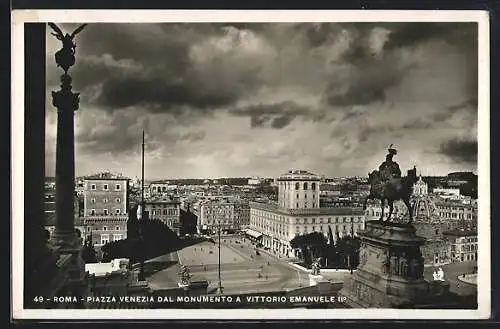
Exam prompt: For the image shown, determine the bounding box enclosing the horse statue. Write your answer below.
[363,164,418,224]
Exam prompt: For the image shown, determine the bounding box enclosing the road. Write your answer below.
[147,235,309,294]
[423,261,477,296]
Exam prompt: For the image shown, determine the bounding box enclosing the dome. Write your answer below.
[410,194,439,220]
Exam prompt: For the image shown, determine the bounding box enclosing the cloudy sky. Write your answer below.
[45,22,478,180]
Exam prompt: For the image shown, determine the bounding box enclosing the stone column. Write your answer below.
[51,73,79,247]
[46,23,88,307]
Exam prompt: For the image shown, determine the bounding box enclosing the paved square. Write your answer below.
[177,241,246,265]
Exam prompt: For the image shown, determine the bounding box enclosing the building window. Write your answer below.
[312,182,316,190]
[296,203,299,208]
[116,198,121,203]
[103,184,109,191]
[115,184,121,190]
[91,198,96,204]
[103,226,108,231]
[115,209,120,214]
[295,183,299,190]
[101,234,109,245]
[103,198,108,203]
[115,226,120,231]
[303,182,308,190]
[91,184,96,190]
[103,209,109,215]
[90,209,96,215]
[113,234,123,241]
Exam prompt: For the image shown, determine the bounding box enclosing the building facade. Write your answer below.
[443,230,478,263]
[234,200,251,229]
[197,200,237,234]
[249,170,365,258]
[277,170,320,209]
[144,196,181,235]
[150,181,177,195]
[413,175,428,196]
[83,175,129,246]
[435,199,477,222]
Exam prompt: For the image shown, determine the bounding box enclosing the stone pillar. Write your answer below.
[23,23,60,308]
[51,73,79,247]
[46,23,87,307]
[52,74,80,248]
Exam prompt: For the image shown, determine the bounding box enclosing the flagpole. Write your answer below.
[138,130,145,281]
[141,130,145,211]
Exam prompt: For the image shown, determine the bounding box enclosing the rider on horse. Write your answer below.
[378,144,401,183]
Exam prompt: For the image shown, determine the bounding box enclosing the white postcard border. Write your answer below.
[11,9,491,320]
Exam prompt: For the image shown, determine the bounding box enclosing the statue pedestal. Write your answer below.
[340,220,431,308]
[309,274,328,287]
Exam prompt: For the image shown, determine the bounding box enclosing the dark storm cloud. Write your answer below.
[230,101,323,129]
[76,24,196,65]
[56,23,265,113]
[439,138,477,164]
[383,23,451,50]
[429,98,478,123]
[446,97,478,112]
[323,22,476,108]
[293,23,345,48]
[76,111,147,154]
[384,22,478,101]
[325,63,413,107]
[96,73,241,111]
[400,118,433,130]
[179,131,206,142]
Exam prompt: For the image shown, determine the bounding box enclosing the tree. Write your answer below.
[290,234,310,265]
[290,232,328,266]
[81,241,98,264]
[334,235,361,270]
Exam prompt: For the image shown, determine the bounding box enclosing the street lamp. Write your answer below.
[217,206,223,294]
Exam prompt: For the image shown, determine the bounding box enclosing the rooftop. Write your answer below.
[277,170,321,181]
[442,229,477,237]
[146,196,180,204]
[250,201,364,216]
[84,172,129,181]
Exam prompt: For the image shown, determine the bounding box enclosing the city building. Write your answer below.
[149,181,177,195]
[433,187,461,199]
[83,173,129,246]
[197,200,238,234]
[413,175,429,196]
[443,229,478,263]
[435,199,477,221]
[248,177,262,186]
[249,170,365,258]
[234,200,251,229]
[144,196,181,235]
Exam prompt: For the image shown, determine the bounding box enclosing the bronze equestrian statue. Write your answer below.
[363,145,418,224]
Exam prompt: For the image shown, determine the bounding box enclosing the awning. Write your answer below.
[245,229,262,239]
